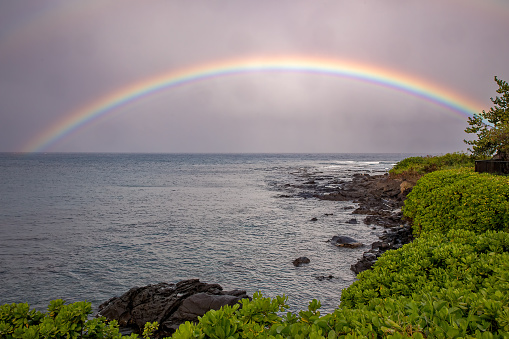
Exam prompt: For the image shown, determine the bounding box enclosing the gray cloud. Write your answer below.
[1,0,508,153]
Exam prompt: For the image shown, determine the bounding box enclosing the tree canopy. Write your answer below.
[464,76,509,159]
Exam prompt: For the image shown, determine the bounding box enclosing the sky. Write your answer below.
[0,0,508,154]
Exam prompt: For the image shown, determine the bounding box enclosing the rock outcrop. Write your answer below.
[276,168,417,275]
[350,224,413,274]
[97,279,249,337]
[330,236,363,249]
[293,257,311,266]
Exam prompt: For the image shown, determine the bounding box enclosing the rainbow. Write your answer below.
[22,56,485,153]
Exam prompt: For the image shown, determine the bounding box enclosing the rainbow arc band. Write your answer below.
[22,57,485,153]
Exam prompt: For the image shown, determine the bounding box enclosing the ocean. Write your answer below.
[0,153,416,314]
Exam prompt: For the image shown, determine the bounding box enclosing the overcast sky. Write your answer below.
[1,0,508,153]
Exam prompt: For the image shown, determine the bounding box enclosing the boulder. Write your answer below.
[97,279,249,337]
[315,275,335,281]
[293,257,310,266]
[371,241,391,251]
[330,236,363,248]
[351,225,414,274]
[351,252,378,274]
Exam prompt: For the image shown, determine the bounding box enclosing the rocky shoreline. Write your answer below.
[98,169,419,336]
[278,169,417,274]
[98,279,249,337]
[319,172,416,273]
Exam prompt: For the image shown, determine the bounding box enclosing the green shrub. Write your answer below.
[171,292,290,339]
[403,169,509,237]
[389,153,474,177]
[340,229,509,308]
[0,299,140,339]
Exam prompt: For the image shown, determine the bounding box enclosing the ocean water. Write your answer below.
[0,153,415,314]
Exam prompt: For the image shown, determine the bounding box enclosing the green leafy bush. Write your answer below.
[403,169,509,237]
[340,229,509,308]
[389,153,474,177]
[0,299,141,339]
[172,292,290,339]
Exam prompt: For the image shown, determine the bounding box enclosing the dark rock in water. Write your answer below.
[324,213,334,216]
[331,235,357,244]
[371,241,391,251]
[347,218,358,224]
[316,275,335,281]
[380,224,413,246]
[340,242,363,249]
[310,217,318,222]
[351,225,414,274]
[97,279,249,337]
[364,211,403,228]
[351,252,378,274]
[293,257,310,266]
[330,236,363,248]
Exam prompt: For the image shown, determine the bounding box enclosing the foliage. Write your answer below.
[340,229,509,308]
[465,76,509,159]
[403,169,509,237]
[388,153,474,178]
[0,299,142,339]
[171,292,290,339]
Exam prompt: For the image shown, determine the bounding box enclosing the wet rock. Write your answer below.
[331,236,363,248]
[310,217,318,222]
[380,225,413,247]
[351,252,378,274]
[97,279,249,337]
[351,225,414,274]
[371,241,391,251]
[167,293,244,331]
[347,218,358,224]
[315,275,335,281]
[293,257,310,266]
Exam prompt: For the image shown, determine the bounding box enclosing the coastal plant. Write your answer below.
[388,153,474,178]
[171,292,289,339]
[338,229,509,337]
[403,169,509,237]
[0,299,139,338]
[340,229,509,308]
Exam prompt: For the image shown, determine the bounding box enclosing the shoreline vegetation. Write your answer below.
[2,153,509,338]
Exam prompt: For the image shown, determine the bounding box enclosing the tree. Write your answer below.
[464,76,509,159]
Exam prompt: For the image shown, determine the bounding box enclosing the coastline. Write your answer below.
[278,168,418,274]
[6,155,508,338]
[98,165,419,336]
